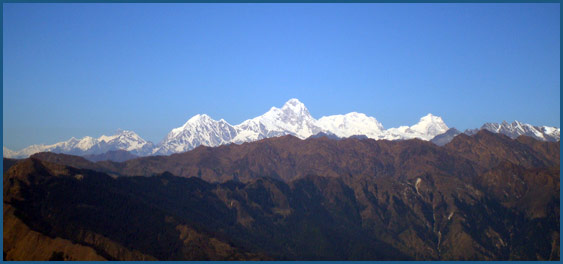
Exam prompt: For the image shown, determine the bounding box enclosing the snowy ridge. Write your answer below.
[3,147,17,158]
[152,114,237,155]
[232,99,322,143]
[383,114,449,141]
[474,121,560,142]
[153,99,450,155]
[5,99,559,158]
[429,120,561,146]
[317,112,384,139]
[4,130,154,158]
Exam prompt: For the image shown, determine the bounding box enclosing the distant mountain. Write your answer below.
[83,150,139,162]
[3,147,17,159]
[429,121,561,146]
[383,114,449,140]
[472,121,560,141]
[152,114,238,155]
[4,130,154,158]
[430,128,461,146]
[153,99,450,155]
[7,131,560,260]
[153,99,323,155]
[317,112,385,139]
[233,98,324,142]
[5,99,559,157]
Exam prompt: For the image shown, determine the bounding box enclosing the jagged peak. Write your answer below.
[173,114,219,130]
[188,114,212,123]
[413,113,447,128]
[344,112,367,117]
[281,98,309,114]
[115,129,137,135]
[283,98,304,108]
[406,113,448,139]
[419,113,444,122]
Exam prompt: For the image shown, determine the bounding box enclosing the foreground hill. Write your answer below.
[4,131,559,260]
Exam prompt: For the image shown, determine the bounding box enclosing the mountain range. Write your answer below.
[3,130,154,158]
[3,130,559,260]
[3,99,560,158]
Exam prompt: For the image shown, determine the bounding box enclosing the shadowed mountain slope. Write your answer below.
[82,150,139,162]
[33,131,557,184]
[5,131,559,260]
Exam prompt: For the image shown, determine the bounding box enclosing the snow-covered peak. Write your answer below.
[116,129,143,138]
[98,129,143,142]
[98,129,130,141]
[281,98,308,114]
[188,114,212,123]
[76,136,98,150]
[9,98,559,158]
[232,98,320,142]
[410,113,449,137]
[6,129,154,158]
[542,126,560,135]
[168,114,220,138]
[98,134,117,143]
[317,112,384,138]
[99,130,153,154]
[420,113,442,122]
[266,98,313,120]
[154,113,238,155]
[383,113,448,141]
[283,98,304,107]
[480,120,560,142]
[3,147,17,158]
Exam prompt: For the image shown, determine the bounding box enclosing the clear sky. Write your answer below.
[3,3,560,150]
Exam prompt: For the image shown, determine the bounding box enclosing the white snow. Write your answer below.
[3,147,17,158]
[383,114,448,141]
[9,98,560,157]
[7,129,153,158]
[153,99,451,155]
[317,112,384,139]
[482,121,560,141]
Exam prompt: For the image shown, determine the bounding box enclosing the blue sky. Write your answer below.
[3,3,560,150]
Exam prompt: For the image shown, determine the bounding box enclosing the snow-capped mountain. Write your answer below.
[6,98,559,158]
[152,114,238,155]
[4,130,154,158]
[3,147,17,159]
[465,121,560,142]
[153,99,323,155]
[429,120,561,146]
[153,99,450,155]
[96,130,155,156]
[383,114,449,141]
[232,99,323,143]
[317,112,384,139]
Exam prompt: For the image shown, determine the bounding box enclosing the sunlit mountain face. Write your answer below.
[4,99,558,160]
